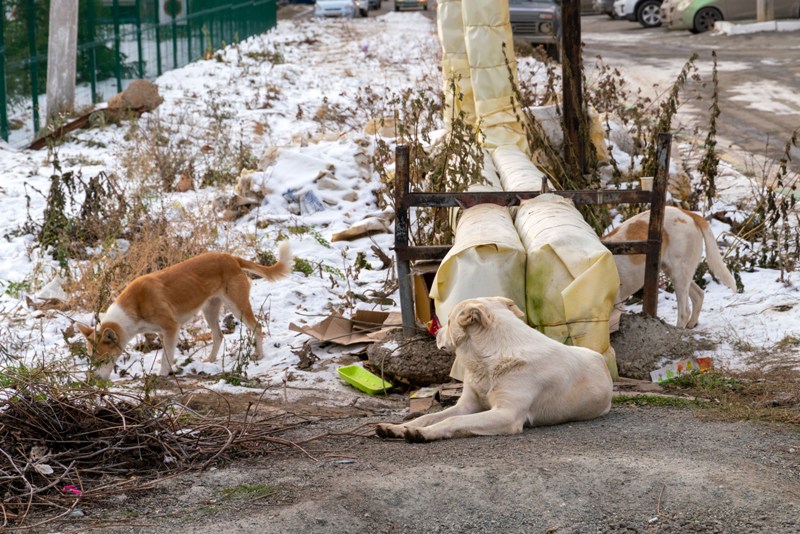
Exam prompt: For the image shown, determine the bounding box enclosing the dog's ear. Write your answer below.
[498,298,525,319]
[76,322,95,338]
[101,328,119,345]
[456,302,493,329]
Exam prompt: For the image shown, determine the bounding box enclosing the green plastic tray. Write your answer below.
[338,365,392,395]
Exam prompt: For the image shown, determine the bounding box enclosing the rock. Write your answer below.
[367,329,455,386]
[316,175,343,190]
[175,174,194,192]
[354,151,371,169]
[107,79,163,112]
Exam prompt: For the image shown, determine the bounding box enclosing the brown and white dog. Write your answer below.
[77,242,292,379]
[604,207,737,328]
[375,297,612,442]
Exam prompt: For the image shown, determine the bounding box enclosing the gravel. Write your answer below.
[35,401,800,534]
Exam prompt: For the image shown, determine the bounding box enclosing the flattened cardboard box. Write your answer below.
[289,310,402,346]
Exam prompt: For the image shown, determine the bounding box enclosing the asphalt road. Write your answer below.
[285,4,799,169]
[581,14,800,170]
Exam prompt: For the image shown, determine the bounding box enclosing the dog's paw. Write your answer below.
[375,423,403,439]
[403,428,431,443]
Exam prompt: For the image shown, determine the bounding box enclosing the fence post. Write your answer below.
[394,145,417,338]
[0,0,8,141]
[25,0,40,133]
[171,1,178,69]
[642,132,671,318]
[561,0,586,176]
[154,0,162,76]
[112,0,122,93]
[46,0,78,122]
[87,0,98,102]
[186,2,192,64]
[135,0,144,78]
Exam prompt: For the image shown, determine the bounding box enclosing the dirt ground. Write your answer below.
[29,381,800,533]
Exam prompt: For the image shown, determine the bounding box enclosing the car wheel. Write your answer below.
[636,0,662,27]
[691,7,722,33]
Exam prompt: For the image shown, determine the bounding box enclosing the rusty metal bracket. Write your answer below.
[393,134,671,336]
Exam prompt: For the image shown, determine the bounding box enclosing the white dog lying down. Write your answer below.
[604,207,737,329]
[375,297,613,442]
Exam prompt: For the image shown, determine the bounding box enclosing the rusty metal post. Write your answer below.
[394,145,416,338]
[642,133,671,318]
[561,0,585,174]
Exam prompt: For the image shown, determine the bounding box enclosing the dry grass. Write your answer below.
[661,367,800,426]
[0,370,373,530]
[63,205,221,317]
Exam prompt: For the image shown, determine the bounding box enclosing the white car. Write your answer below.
[613,0,663,26]
[314,0,368,17]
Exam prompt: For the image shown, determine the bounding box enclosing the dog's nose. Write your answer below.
[435,328,451,352]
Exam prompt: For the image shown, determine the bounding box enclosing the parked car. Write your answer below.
[613,0,664,26]
[663,0,800,32]
[368,0,382,9]
[315,0,368,17]
[509,0,562,61]
[594,0,617,17]
[395,0,428,10]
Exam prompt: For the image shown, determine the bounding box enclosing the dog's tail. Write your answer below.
[237,241,293,281]
[697,218,737,292]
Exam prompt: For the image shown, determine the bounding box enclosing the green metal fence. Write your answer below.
[0,0,277,145]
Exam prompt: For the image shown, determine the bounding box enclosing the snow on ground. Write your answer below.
[0,11,798,399]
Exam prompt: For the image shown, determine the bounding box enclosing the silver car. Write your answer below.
[509,0,562,61]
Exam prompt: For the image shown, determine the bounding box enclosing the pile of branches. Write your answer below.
[0,378,323,529]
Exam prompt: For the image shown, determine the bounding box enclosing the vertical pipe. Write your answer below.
[395,145,416,338]
[112,0,122,92]
[0,0,8,141]
[135,0,144,78]
[642,132,671,318]
[87,0,98,102]
[561,0,585,175]
[26,0,40,133]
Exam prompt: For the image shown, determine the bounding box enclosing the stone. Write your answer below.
[107,79,163,112]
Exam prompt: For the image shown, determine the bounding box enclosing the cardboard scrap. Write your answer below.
[437,382,463,404]
[331,216,390,242]
[408,386,439,413]
[650,357,713,383]
[289,310,402,346]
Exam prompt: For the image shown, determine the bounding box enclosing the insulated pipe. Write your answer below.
[437,0,477,128]
[460,0,527,152]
